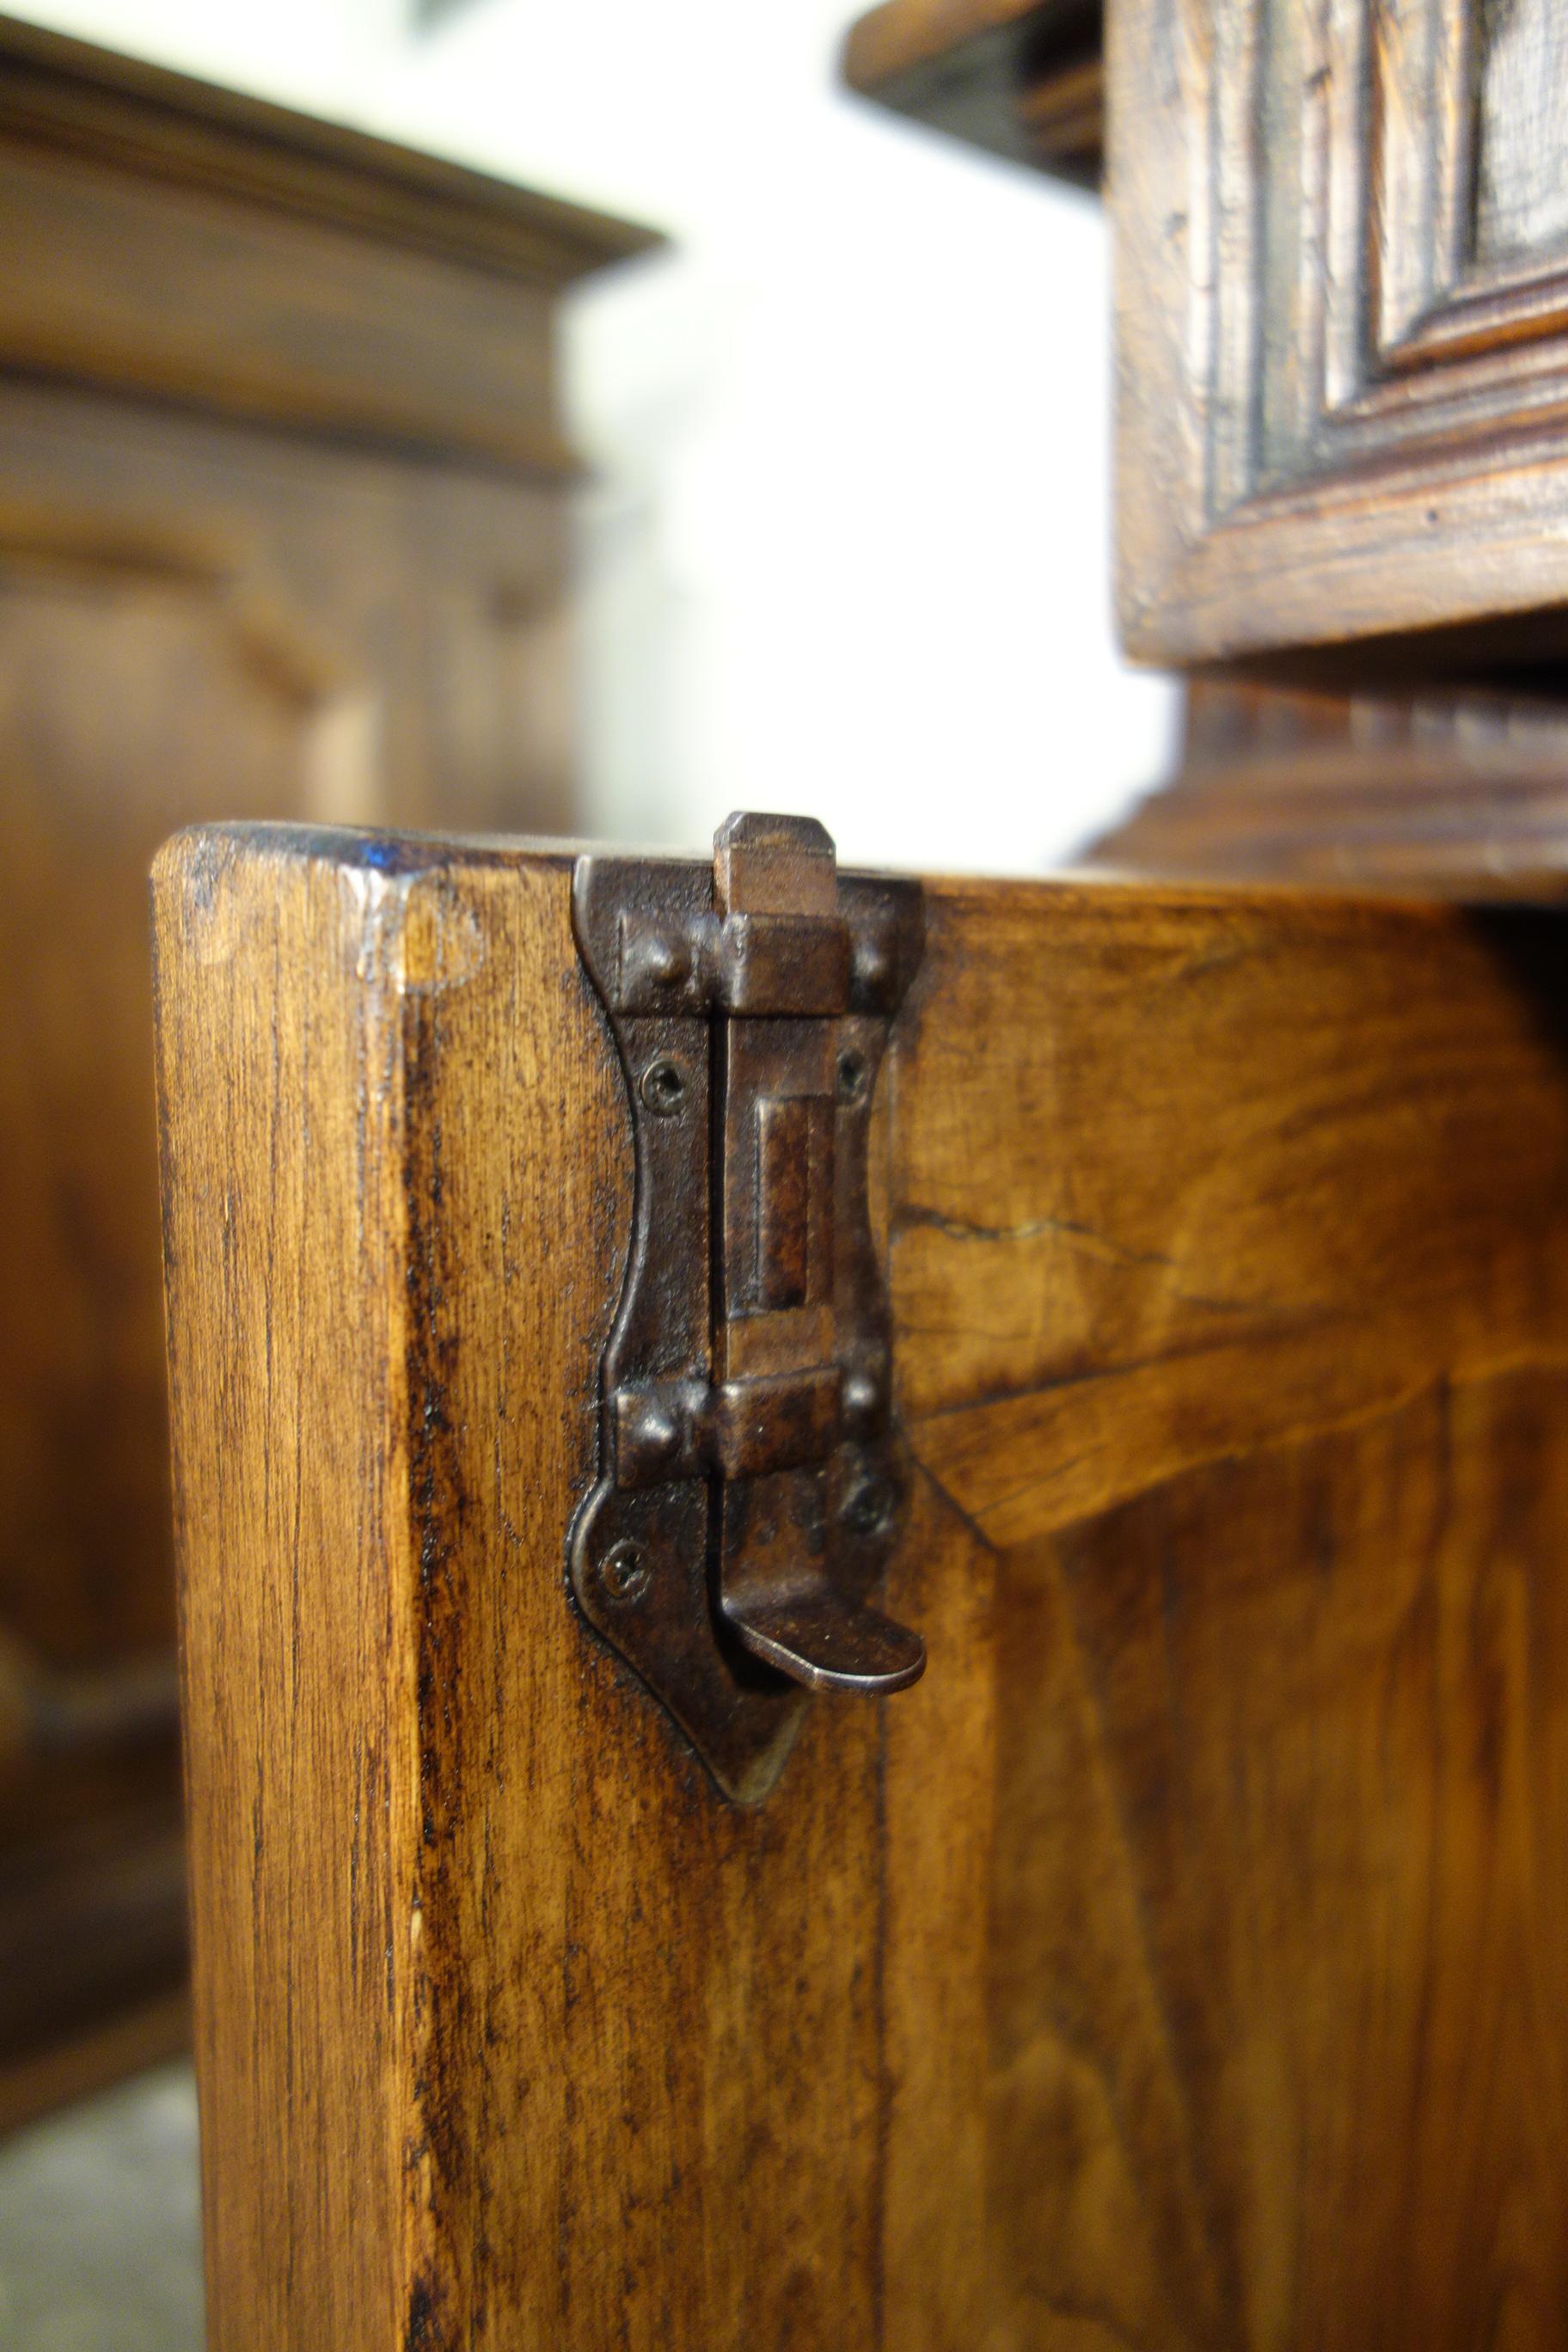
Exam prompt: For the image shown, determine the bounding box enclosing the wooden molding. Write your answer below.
[842,0,1103,186]
[1112,0,1568,663]
[0,11,660,475]
[1091,678,1568,884]
[0,11,656,285]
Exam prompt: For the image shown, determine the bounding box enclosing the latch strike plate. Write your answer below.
[569,812,925,1803]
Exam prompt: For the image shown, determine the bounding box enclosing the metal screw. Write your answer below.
[841,1478,894,1539]
[600,1540,651,1602]
[640,1057,688,1117]
[836,1048,867,1106]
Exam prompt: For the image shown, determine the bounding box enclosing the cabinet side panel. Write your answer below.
[978,1369,1568,2345]
[154,831,420,2351]
[885,873,1568,2345]
[159,830,904,2348]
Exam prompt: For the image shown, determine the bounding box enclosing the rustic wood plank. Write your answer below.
[884,870,1568,2342]
[157,827,1568,2345]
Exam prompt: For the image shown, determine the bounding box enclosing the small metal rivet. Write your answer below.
[629,1402,682,1473]
[841,1478,894,1539]
[600,1540,651,1602]
[841,1368,881,1431]
[641,1405,680,1453]
[640,928,690,988]
[836,1049,867,1105]
[640,1057,688,1116]
[854,936,892,995]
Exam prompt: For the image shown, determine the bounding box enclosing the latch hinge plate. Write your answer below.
[569,813,925,1803]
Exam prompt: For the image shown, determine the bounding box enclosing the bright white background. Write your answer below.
[12,0,1179,872]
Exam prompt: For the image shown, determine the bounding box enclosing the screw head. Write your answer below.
[640,1057,688,1117]
[841,1478,894,1540]
[836,1048,867,1106]
[599,1540,651,1603]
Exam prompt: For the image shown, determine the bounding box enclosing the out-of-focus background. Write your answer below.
[11,0,1174,872]
[0,1,1173,2343]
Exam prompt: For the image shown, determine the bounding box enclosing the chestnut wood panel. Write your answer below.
[155,830,887,2349]
[1112,0,1568,663]
[157,824,1568,2348]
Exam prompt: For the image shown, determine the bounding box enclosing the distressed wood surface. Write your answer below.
[157,825,1568,2347]
[1112,0,1568,663]
[842,0,1103,184]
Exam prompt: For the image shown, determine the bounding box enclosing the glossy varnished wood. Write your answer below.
[157,827,1568,2346]
[889,873,1568,2342]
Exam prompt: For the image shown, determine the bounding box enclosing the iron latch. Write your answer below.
[570,813,925,1802]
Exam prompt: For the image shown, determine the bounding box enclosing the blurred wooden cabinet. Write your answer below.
[0,13,652,2128]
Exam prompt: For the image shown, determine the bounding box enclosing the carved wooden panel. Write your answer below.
[1112,0,1568,659]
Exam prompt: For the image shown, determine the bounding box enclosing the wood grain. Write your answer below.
[156,830,891,2347]
[158,827,1568,2345]
[0,13,656,475]
[1091,679,1568,886]
[984,1368,1568,2347]
[0,12,652,2122]
[1112,0,1568,662]
[891,872,1568,2343]
[842,0,1103,183]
